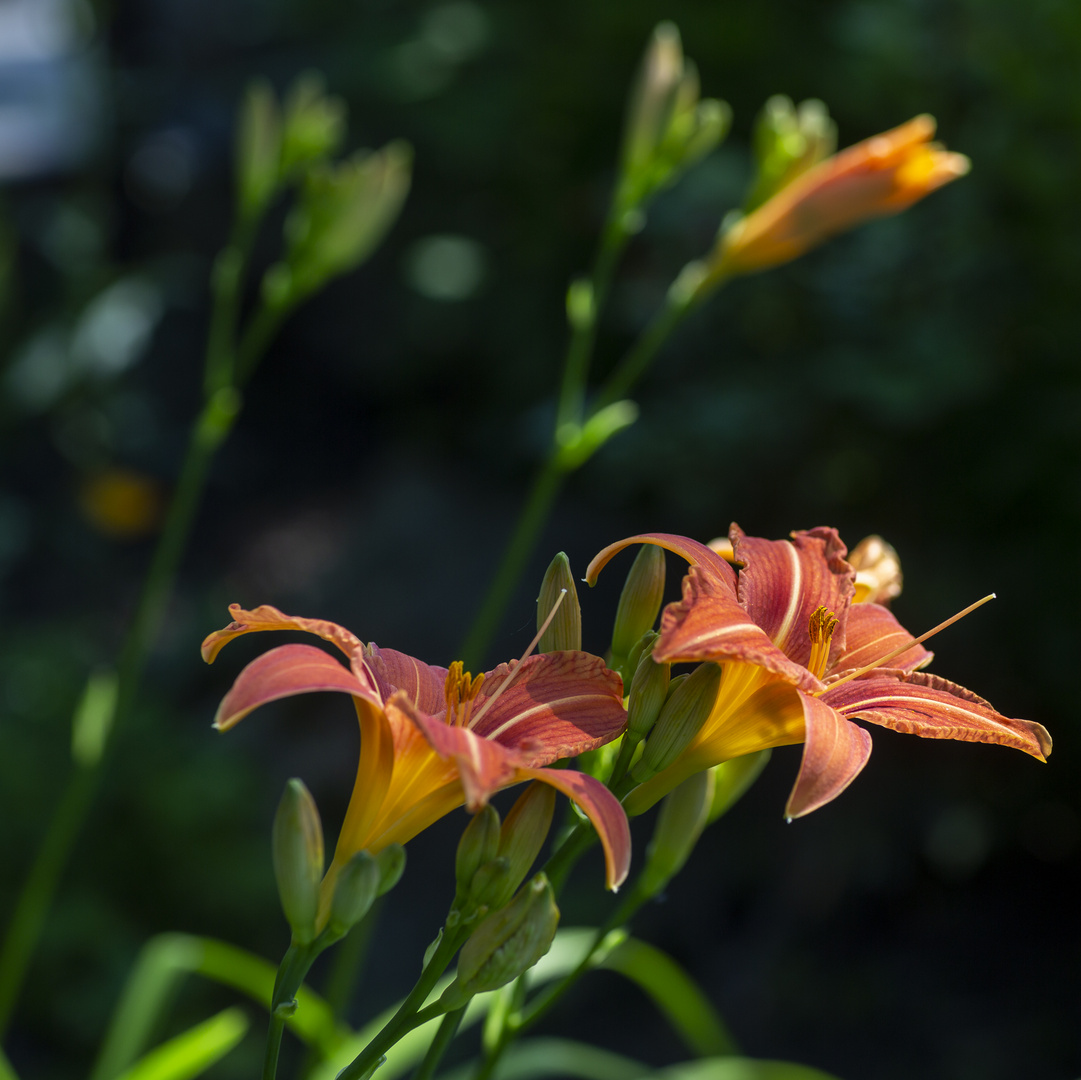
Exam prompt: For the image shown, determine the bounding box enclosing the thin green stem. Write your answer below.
[237,302,290,387]
[414,1006,467,1080]
[337,927,468,1080]
[592,296,691,414]
[263,942,320,1080]
[458,457,566,670]
[0,766,96,1035]
[556,214,630,433]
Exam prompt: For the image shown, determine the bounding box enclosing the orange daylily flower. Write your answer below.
[714,115,970,275]
[202,605,631,905]
[588,527,1050,819]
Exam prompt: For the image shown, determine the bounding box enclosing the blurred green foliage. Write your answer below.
[1,1,1079,1078]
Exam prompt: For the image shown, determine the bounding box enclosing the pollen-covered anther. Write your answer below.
[445,661,485,726]
[806,605,839,680]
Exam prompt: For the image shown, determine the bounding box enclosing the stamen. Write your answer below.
[806,605,839,680]
[468,589,568,728]
[823,593,995,693]
[443,661,485,726]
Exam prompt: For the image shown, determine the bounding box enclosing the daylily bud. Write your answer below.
[537,552,582,653]
[707,114,969,281]
[492,783,557,909]
[849,534,903,605]
[611,545,666,673]
[272,779,324,945]
[279,140,412,303]
[235,80,283,220]
[744,96,837,213]
[375,844,407,895]
[327,851,380,937]
[618,23,731,214]
[707,748,771,824]
[279,73,346,178]
[626,641,670,744]
[455,805,502,899]
[638,770,714,897]
[440,875,560,1008]
[632,663,721,784]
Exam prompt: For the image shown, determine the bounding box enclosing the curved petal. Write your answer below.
[469,652,626,763]
[822,672,1052,761]
[363,644,449,713]
[784,692,872,818]
[211,643,376,730]
[392,693,520,809]
[521,766,631,891]
[585,533,737,594]
[832,602,932,675]
[655,566,822,691]
[335,696,398,859]
[202,603,363,663]
[732,525,855,669]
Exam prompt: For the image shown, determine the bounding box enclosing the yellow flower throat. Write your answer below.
[445,661,485,726]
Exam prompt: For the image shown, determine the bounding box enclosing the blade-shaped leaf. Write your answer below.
[658,1058,845,1080]
[598,938,736,1056]
[439,1038,652,1080]
[112,1008,248,1080]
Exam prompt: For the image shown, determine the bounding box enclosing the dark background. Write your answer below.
[1,0,1078,1077]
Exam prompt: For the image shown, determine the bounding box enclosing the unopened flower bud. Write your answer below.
[848,535,903,605]
[327,851,380,937]
[638,770,714,897]
[236,80,283,220]
[707,748,771,824]
[279,73,346,178]
[440,875,560,1008]
[272,779,324,945]
[626,640,670,744]
[632,663,721,783]
[490,783,557,909]
[537,553,581,653]
[375,844,407,895]
[611,545,666,673]
[455,805,501,899]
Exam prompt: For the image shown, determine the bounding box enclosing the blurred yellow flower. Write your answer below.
[79,469,162,539]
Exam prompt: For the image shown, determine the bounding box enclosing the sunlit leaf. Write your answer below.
[112,1008,248,1080]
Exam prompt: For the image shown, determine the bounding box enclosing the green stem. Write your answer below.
[556,214,630,433]
[236,302,289,387]
[592,296,691,414]
[337,927,468,1080]
[0,765,97,1035]
[413,1006,466,1080]
[263,942,321,1080]
[458,457,566,670]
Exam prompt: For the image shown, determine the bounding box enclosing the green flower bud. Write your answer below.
[708,748,771,824]
[638,770,714,897]
[441,875,560,1008]
[537,552,581,653]
[744,95,837,213]
[281,140,412,303]
[611,546,666,672]
[272,779,324,945]
[327,851,380,937]
[375,844,407,895]
[456,806,502,899]
[490,783,556,909]
[235,80,283,220]
[632,663,721,784]
[626,641,671,744]
[280,73,346,178]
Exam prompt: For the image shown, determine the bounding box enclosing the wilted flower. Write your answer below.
[202,605,631,907]
[588,527,1050,818]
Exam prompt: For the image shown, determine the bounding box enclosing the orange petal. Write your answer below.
[834,602,932,675]
[521,766,631,891]
[362,644,449,713]
[212,643,377,730]
[470,652,626,763]
[822,672,1051,761]
[586,532,738,594]
[785,692,873,818]
[202,603,363,663]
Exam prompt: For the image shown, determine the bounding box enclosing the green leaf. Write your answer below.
[657,1059,845,1080]
[441,1038,652,1080]
[92,935,346,1080]
[598,938,736,1057]
[0,1044,20,1080]
[113,1008,248,1080]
